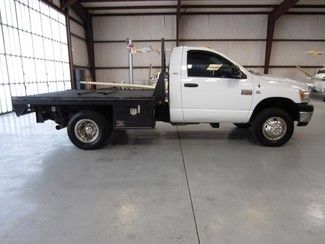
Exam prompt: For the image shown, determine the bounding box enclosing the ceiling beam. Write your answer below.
[264,0,300,74]
[70,2,90,23]
[269,0,301,23]
[80,0,170,1]
[39,0,64,13]
[86,5,176,10]
[61,0,80,9]
[176,0,182,46]
[90,11,325,17]
[91,12,269,16]
[83,4,325,10]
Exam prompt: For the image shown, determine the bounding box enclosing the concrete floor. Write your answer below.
[1,97,325,244]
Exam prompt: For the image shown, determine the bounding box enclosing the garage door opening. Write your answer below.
[0,0,71,114]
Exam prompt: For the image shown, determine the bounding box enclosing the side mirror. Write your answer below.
[231,65,242,78]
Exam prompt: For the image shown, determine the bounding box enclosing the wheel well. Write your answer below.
[70,105,113,120]
[250,97,299,122]
[55,105,113,126]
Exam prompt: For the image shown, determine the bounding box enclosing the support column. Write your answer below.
[85,16,96,81]
[176,0,182,47]
[263,0,300,74]
[264,20,275,74]
[65,9,76,89]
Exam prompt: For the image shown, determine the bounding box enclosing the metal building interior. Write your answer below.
[0,0,325,243]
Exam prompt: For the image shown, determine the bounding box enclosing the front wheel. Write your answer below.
[251,108,294,147]
[67,110,112,150]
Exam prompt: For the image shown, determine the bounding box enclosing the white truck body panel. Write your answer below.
[169,46,308,123]
[180,47,254,123]
[169,47,185,122]
[252,75,304,105]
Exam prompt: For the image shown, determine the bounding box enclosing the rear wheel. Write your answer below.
[67,110,112,150]
[251,108,294,147]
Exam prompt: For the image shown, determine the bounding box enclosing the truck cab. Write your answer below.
[169,46,254,123]
[167,46,313,146]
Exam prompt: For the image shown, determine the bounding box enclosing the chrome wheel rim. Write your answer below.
[262,117,287,141]
[74,119,99,143]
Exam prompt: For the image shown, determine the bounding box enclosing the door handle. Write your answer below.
[184,83,198,88]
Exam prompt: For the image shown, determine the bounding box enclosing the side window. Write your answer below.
[187,50,236,78]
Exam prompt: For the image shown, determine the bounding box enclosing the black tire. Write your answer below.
[251,108,294,147]
[234,123,251,129]
[67,110,112,150]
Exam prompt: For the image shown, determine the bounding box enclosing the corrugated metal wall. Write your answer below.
[92,14,325,84]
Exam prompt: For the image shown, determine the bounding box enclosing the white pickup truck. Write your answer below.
[12,39,313,149]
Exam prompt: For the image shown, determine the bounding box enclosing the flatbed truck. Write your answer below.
[12,39,314,149]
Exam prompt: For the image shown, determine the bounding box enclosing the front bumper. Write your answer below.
[297,103,314,126]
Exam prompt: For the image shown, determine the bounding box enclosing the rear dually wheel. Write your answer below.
[67,110,112,150]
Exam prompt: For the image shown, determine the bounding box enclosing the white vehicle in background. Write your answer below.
[297,50,325,101]
[297,66,325,101]
[12,39,314,149]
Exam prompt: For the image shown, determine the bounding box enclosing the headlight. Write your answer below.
[306,82,315,91]
[299,89,310,103]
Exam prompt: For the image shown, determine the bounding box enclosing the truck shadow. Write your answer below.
[106,127,257,146]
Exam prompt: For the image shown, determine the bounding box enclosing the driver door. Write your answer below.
[181,49,253,123]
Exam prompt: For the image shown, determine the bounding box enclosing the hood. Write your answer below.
[258,75,309,90]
